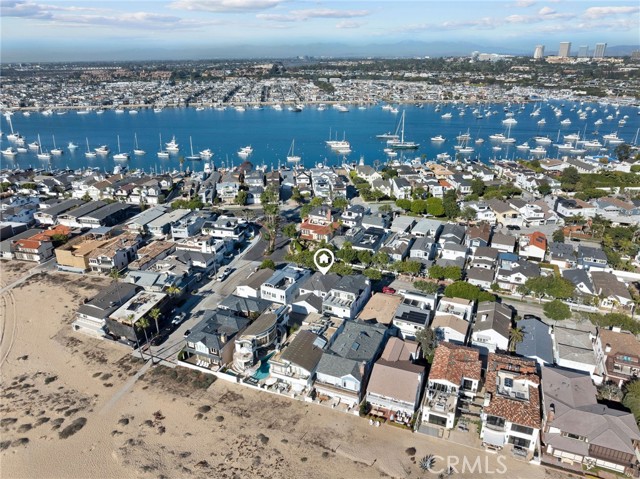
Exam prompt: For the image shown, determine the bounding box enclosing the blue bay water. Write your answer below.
[2,100,638,172]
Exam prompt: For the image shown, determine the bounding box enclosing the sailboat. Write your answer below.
[85,137,96,159]
[157,133,169,159]
[503,124,516,144]
[286,139,301,163]
[388,111,419,149]
[51,134,63,155]
[186,136,201,161]
[113,135,130,161]
[133,133,145,156]
[37,134,51,160]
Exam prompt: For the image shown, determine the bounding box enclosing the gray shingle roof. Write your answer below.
[280,330,324,372]
[516,318,553,364]
[329,320,386,362]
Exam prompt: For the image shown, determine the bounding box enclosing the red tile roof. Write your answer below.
[528,231,547,250]
[429,342,482,385]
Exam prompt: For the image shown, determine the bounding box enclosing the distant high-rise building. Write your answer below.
[594,43,607,58]
[558,42,571,58]
[578,45,589,58]
[533,45,545,60]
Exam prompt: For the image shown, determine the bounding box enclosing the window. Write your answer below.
[508,436,530,448]
[486,416,505,428]
[562,432,586,442]
[504,377,514,388]
[511,424,533,435]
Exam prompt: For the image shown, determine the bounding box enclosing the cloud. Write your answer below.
[257,8,369,23]
[514,0,536,7]
[336,20,364,29]
[169,0,284,13]
[538,6,555,15]
[583,6,640,19]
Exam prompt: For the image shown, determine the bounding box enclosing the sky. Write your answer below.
[1,0,639,61]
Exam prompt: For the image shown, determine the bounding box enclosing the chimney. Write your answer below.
[605,344,611,353]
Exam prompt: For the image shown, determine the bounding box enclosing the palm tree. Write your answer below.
[109,268,122,282]
[148,308,161,336]
[166,285,181,297]
[509,326,525,352]
[136,316,151,353]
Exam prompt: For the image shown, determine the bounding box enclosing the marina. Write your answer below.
[1,99,638,172]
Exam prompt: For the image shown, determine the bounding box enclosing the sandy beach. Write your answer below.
[0,263,572,479]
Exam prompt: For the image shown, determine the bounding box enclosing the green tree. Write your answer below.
[442,190,460,219]
[471,178,486,197]
[460,206,476,223]
[378,204,393,214]
[537,181,552,197]
[372,251,389,267]
[291,187,304,204]
[623,380,640,423]
[560,166,580,191]
[444,281,496,302]
[363,268,382,281]
[428,265,445,280]
[414,280,439,294]
[109,268,122,282]
[357,250,373,266]
[552,228,565,243]
[509,327,524,352]
[370,189,386,202]
[260,259,276,270]
[415,327,437,363]
[332,197,348,211]
[282,223,298,239]
[330,262,353,276]
[615,143,631,163]
[136,316,151,357]
[443,266,462,281]
[336,242,358,264]
[396,198,412,211]
[543,299,571,321]
[411,199,428,215]
[310,196,324,207]
[261,184,280,254]
[235,190,248,206]
[426,197,445,217]
[148,308,161,336]
[300,203,312,218]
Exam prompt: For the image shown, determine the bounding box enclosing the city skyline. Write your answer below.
[1,0,639,61]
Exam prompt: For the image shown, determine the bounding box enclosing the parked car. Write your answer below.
[183,329,191,338]
[506,225,521,231]
[171,312,186,326]
[217,268,231,281]
[523,314,540,321]
[382,286,396,294]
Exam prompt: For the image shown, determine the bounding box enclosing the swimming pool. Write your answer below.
[252,352,274,380]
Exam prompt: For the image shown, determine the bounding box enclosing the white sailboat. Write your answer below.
[85,137,96,159]
[113,135,130,161]
[503,124,516,144]
[37,134,51,160]
[133,133,145,156]
[157,134,169,159]
[388,111,419,149]
[186,136,201,161]
[51,134,63,155]
[286,139,301,163]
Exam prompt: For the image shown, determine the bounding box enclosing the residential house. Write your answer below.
[347,227,388,253]
[300,205,340,242]
[435,297,473,322]
[515,318,554,367]
[430,313,470,345]
[105,290,169,344]
[380,233,414,262]
[409,236,436,262]
[147,209,192,238]
[491,233,517,253]
[471,246,500,269]
[562,269,596,297]
[438,223,465,246]
[552,326,598,379]
[541,366,640,475]
[471,302,512,355]
[340,204,367,228]
[411,218,443,238]
[393,291,437,340]
[12,225,70,263]
[466,223,492,254]
[202,216,246,242]
[466,267,496,290]
[171,212,206,240]
[354,165,382,184]
[391,177,412,200]
[77,202,131,229]
[314,320,388,407]
[594,327,640,387]
[463,202,497,224]
[299,272,341,299]
[440,242,468,262]
[555,198,597,219]
[390,215,416,234]
[269,330,325,393]
[87,233,140,274]
[480,354,541,455]
[261,265,311,305]
[548,242,576,269]
[422,343,482,429]
[519,232,547,262]
[486,199,522,227]
[496,258,540,293]
[358,293,403,326]
[322,275,371,320]
[577,246,609,271]
[590,271,633,310]
[366,338,425,423]
[124,206,169,235]
[236,268,274,299]
[33,199,84,225]
[218,172,241,202]
[73,282,140,338]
